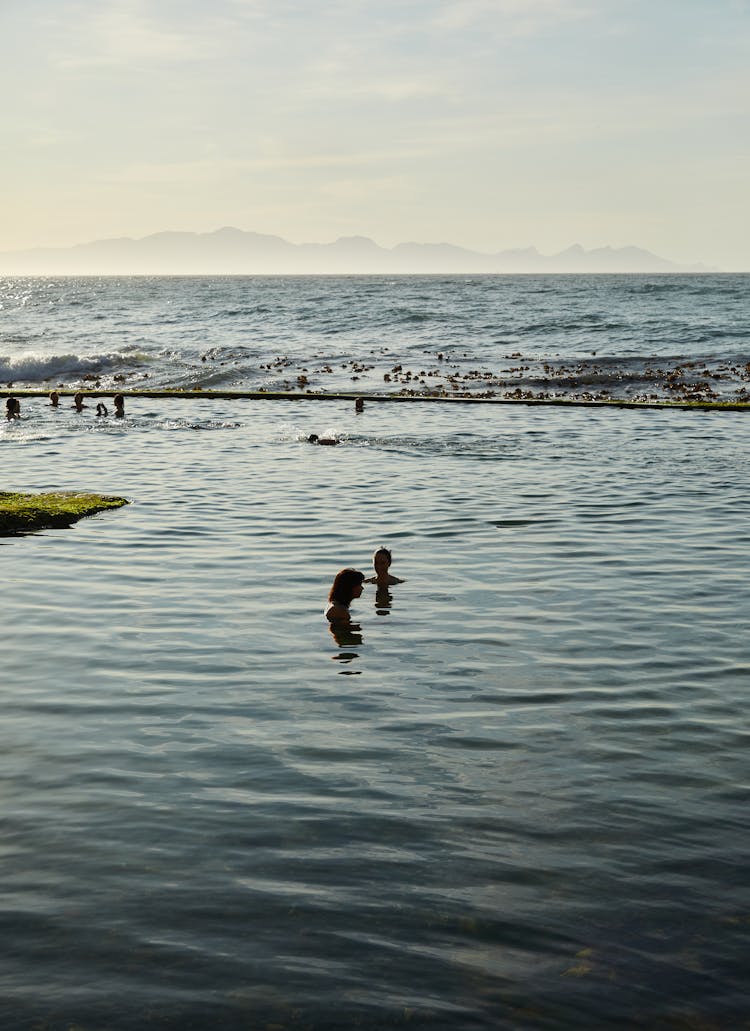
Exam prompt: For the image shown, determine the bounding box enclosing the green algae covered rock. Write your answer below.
[0,491,129,535]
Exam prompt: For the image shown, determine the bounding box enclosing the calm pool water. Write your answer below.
[2,397,749,1029]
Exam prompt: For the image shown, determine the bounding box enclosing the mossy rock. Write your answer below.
[0,491,129,535]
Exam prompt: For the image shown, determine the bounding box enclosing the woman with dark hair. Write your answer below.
[326,568,366,623]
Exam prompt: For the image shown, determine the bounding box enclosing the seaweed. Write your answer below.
[0,491,129,535]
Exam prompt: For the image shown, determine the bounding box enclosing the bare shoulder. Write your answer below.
[325,602,350,623]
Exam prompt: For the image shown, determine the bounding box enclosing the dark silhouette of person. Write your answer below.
[364,547,404,586]
[326,568,366,624]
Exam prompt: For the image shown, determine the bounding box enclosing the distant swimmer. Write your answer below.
[96,402,108,417]
[308,433,339,446]
[326,568,366,624]
[355,397,364,412]
[364,547,404,586]
[48,391,60,407]
[5,397,20,420]
[113,394,125,418]
[72,392,87,411]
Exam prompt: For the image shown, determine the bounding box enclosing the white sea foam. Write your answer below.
[0,350,134,383]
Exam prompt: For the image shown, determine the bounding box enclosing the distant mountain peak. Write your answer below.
[331,235,381,249]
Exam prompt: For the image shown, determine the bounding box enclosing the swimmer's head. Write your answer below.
[49,391,59,406]
[373,547,392,575]
[355,397,364,412]
[329,568,366,606]
[308,433,319,443]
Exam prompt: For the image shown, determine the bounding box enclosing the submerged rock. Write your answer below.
[0,491,129,535]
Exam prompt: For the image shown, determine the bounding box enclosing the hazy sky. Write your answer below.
[2,0,748,268]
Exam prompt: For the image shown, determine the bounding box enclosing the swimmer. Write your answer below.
[96,402,108,417]
[308,433,339,446]
[48,391,60,407]
[364,547,404,586]
[326,568,366,624]
[5,397,20,420]
[355,397,364,412]
[72,392,87,411]
[113,394,125,418]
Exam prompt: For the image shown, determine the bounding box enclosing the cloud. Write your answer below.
[105,144,440,185]
[303,63,447,102]
[433,0,592,33]
[54,1,207,69]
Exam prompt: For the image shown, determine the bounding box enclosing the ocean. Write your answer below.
[1,275,749,1029]
[1,273,749,401]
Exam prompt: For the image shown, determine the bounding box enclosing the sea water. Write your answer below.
[1,273,749,399]
[1,277,749,1029]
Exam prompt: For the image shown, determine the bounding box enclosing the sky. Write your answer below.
[1,0,748,269]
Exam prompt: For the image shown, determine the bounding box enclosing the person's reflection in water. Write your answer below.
[374,584,393,616]
[329,620,363,649]
[329,620,364,673]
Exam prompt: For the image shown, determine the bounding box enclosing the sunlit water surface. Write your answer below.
[2,398,749,1029]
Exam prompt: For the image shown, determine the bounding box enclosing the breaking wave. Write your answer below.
[0,349,146,384]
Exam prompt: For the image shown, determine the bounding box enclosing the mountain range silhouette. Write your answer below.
[0,227,712,274]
